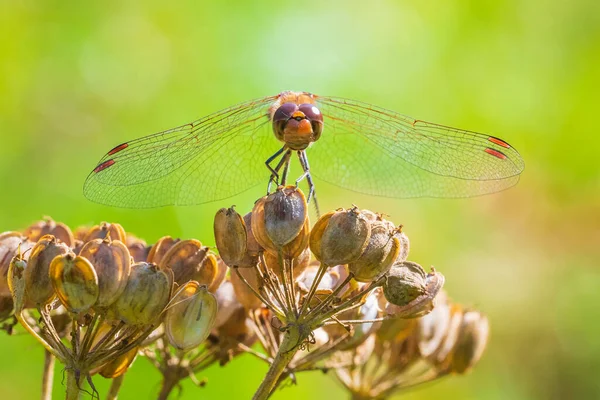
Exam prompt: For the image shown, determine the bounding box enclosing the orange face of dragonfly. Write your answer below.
[269,91,324,150]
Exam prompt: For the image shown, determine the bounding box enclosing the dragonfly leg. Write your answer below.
[297,151,320,217]
[265,146,287,194]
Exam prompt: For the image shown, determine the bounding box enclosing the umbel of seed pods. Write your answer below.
[1,219,219,397]
[214,185,445,399]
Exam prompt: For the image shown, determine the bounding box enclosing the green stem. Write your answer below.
[65,369,81,400]
[252,331,299,400]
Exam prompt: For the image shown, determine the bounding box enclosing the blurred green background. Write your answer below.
[1,0,599,399]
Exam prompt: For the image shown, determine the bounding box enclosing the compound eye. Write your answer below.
[273,102,298,122]
[298,103,323,123]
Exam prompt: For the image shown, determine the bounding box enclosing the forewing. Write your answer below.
[308,96,524,198]
[83,96,279,208]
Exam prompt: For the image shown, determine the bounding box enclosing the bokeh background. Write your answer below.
[1,1,599,399]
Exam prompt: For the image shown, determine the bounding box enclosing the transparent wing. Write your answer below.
[308,96,524,198]
[83,96,280,208]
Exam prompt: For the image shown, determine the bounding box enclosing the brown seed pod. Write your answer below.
[208,258,228,293]
[0,232,34,297]
[7,253,27,312]
[165,281,217,351]
[83,222,127,243]
[310,207,372,266]
[24,235,70,305]
[113,262,172,326]
[23,218,74,247]
[243,212,262,258]
[230,267,263,310]
[214,207,247,266]
[384,262,445,318]
[349,218,400,282]
[417,291,451,357]
[147,236,180,265]
[98,346,139,378]
[49,252,99,314]
[126,234,149,263]
[79,238,131,308]
[448,309,489,374]
[252,186,309,258]
[158,239,215,286]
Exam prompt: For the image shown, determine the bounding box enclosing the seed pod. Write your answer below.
[7,253,27,312]
[208,258,228,293]
[230,266,262,310]
[349,218,400,282]
[159,239,215,286]
[310,207,371,266]
[252,186,309,258]
[243,212,262,258]
[49,253,99,314]
[147,236,180,265]
[417,291,451,357]
[214,207,247,266]
[79,238,131,308]
[217,305,249,340]
[394,230,410,263]
[24,235,70,305]
[165,281,217,351]
[214,280,238,329]
[114,262,172,326]
[99,346,139,378]
[449,310,489,373]
[264,246,311,281]
[23,218,74,247]
[126,234,149,263]
[0,232,34,297]
[384,262,445,318]
[83,222,127,243]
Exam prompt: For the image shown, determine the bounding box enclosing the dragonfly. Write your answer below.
[83,91,524,211]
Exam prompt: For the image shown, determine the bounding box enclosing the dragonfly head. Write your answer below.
[272,102,323,150]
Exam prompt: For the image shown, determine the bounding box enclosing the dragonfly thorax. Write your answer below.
[272,102,323,150]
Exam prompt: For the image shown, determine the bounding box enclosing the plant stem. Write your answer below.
[41,350,55,400]
[252,331,298,400]
[65,369,80,400]
[106,375,124,400]
[157,372,180,400]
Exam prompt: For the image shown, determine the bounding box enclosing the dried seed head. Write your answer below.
[114,262,172,326]
[0,232,34,297]
[147,236,180,265]
[310,207,371,266]
[348,217,400,282]
[79,238,131,308]
[49,252,99,314]
[449,310,489,374]
[214,207,247,266]
[24,235,70,305]
[214,280,238,329]
[383,261,427,306]
[263,246,311,281]
[243,212,262,258]
[208,258,228,293]
[394,230,410,263]
[417,291,451,357]
[23,218,74,247]
[230,266,262,310]
[98,346,138,378]
[83,222,127,243]
[384,261,445,318]
[165,281,217,351]
[125,234,149,263]
[252,186,309,258]
[217,304,250,340]
[159,239,217,286]
[7,253,28,312]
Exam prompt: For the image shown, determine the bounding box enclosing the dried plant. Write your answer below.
[1,188,488,399]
